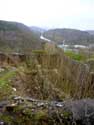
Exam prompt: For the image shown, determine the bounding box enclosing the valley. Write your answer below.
[0,20,94,125]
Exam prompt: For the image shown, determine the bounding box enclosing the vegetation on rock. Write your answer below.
[0,20,94,124]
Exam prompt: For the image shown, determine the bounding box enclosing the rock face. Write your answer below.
[0,97,94,125]
[0,49,94,124]
[0,52,27,65]
[32,51,93,98]
[86,59,94,72]
[0,50,94,99]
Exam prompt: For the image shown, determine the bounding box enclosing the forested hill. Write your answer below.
[0,20,44,52]
[87,30,94,35]
[44,28,94,45]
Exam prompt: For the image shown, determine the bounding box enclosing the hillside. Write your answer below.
[30,26,46,33]
[87,30,94,35]
[0,21,94,124]
[44,28,94,45]
[0,47,94,124]
[0,20,44,53]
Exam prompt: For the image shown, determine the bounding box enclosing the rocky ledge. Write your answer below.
[0,97,94,125]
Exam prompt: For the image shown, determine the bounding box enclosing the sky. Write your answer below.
[0,0,94,30]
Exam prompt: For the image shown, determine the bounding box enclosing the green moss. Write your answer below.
[64,50,87,61]
[0,69,16,89]
[0,115,13,124]
[0,70,17,100]
[32,50,47,54]
[34,110,48,120]
[63,111,72,119]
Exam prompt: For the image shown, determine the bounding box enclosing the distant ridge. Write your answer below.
[44,28,94,45]
[0,20,44,52]
[86,30,94,35]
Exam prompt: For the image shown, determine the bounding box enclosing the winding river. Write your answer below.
[40,34,88,50]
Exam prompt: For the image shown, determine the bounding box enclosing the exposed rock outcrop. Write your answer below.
[0,97,94,125]
[0,50,94,99]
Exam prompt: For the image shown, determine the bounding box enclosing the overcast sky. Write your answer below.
[0,0,94,30]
